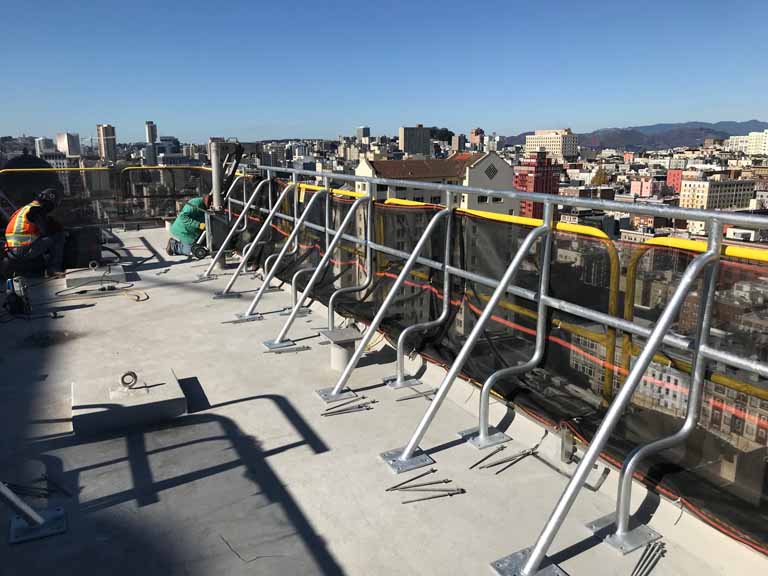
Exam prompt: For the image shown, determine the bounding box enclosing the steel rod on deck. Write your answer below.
[391,204,553,468]
[386,191,453,388]
[242,188,328,318]
[269,194,371,347]
[470,206,554,449]
[612,222,722,543]
[219,181,295,295]
[201,178,270,279]
[511,240,720,576]
[320,207,452,401]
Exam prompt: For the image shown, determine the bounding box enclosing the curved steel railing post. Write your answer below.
[383,191,454,389]
[493,236,720,576]
[265,194,371,350]
[597,221,723,553]
[327,192,374,330]
[381,203,553,474]
[200,178,269,280]
[316,207,452,404]
[217,180,295,296]
[460,206,554,449]
[239,188,328,320]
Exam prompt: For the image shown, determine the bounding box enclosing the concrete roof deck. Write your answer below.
[0,227,765,576]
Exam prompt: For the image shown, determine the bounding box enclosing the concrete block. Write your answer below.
[72,369,187,436]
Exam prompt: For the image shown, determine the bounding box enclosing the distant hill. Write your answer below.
[503,120,767,151]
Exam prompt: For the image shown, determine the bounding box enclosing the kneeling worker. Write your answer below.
[167,193,211,256]
[4,188,65,276]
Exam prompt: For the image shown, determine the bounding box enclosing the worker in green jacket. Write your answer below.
[166,194,212,256]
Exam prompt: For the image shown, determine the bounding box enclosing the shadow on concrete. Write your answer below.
[3,404,342,575]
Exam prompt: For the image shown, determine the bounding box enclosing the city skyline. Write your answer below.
[1,1,766,142]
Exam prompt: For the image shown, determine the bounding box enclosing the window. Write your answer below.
[430,196,441,204]
[485,163,499,180]
[492,196,503,203]
[414,196,424,203]
[478,195,489,203]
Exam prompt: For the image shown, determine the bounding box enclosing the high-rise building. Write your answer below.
[145,121,158,144]
[680,179,755,235]
[747,130,768,156]
[451,134,466,152]
[514,150,561,219]
[34,137,55,156]
[524,128,578,162]
[356,126,370,141]
[398,125,431,157]
[96,124,117,162]
[56,132,81,157]
[469,128,485,149]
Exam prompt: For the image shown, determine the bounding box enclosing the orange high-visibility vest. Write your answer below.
[5,201,42,248]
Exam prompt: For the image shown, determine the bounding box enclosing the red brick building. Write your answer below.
[666,168,684,194]
[514,151,561,218]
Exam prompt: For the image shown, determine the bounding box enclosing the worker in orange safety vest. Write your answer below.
[4,188,65,276]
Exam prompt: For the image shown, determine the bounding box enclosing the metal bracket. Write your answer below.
[382,375,424,390]
[380,446,435,474]
[586,512,662,555]
[456,426,512,450]
[491,547,567,576]
[315,386,357,404]
[560,428,576,464]
[212,291,242,299]
[8,507,67,544]
[279,307,311,317]
[231,312,264,323]
[194,274,217,283]
[262,339,297,351]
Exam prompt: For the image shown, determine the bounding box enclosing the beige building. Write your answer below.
[747,130,768,156]
[355,151,518,215]
[97,124,117,162]
[680,179,755,235]
[524,128,578,162]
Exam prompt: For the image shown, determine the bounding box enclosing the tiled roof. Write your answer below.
[369,153,484,180]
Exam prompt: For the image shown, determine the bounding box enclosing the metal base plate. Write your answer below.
[315,387,357,404]
[380,446,435,474]
[9,507,67,544]
[586,512,662,555]
[212,291,242,299]
[457,426,512,450]
[194,274,217,283]
[491,547,566,576]
[263,339,296,351]
[232,313,264,323]
[383,376,423,389]
[279,307,311,317]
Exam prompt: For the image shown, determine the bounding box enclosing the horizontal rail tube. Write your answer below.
[254,164,768,228]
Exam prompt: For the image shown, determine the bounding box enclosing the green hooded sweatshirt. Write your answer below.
[170,197,207,245]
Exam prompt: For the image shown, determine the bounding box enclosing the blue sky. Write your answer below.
[1,0,766,143]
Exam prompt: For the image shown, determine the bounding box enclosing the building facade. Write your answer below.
[145,121,158,144]
[398,125,431,157]
[514,151,560,219]
[524,128,578,162]
[680,179,755,235]
[56,132,81,157]
[97,124,117,162]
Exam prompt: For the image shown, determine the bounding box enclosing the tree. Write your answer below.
[429,127,455,142]
[591,167,610,186]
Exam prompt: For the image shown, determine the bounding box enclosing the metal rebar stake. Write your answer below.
[587,222,723,555]
[316,206,452,406]
[493,232,720,576]
[384,191,453,390]
[265,194,370,350]
[381,205,552,474]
